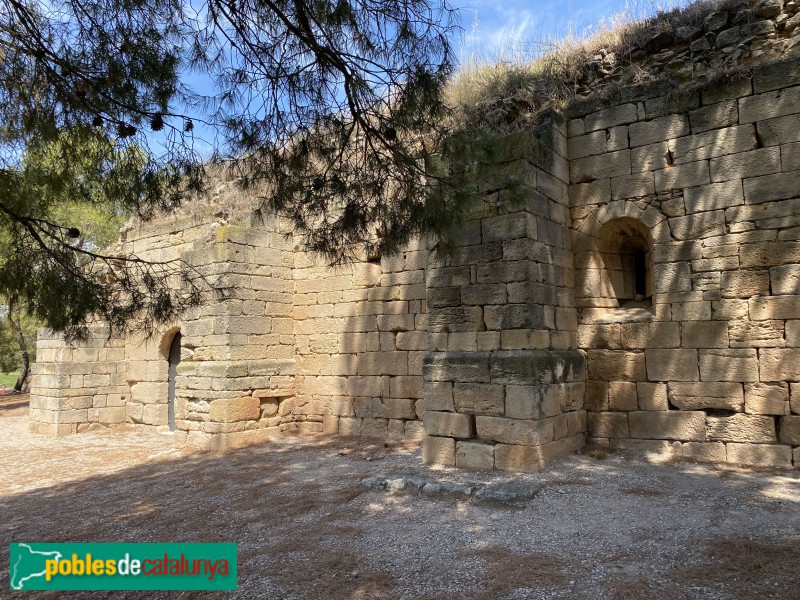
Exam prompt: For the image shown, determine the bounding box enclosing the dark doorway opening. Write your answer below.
[167,332,181,431]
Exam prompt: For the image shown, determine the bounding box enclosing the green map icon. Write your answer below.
[10,544,63,590]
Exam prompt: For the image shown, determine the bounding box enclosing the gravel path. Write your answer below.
[1,400,799,599]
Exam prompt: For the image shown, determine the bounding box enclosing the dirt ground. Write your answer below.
[2,397,799,600]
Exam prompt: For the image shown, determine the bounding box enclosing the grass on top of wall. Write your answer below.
[446,0,747,120]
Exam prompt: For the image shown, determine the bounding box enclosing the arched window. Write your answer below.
[596,218,652,308]
[167,332,181,431]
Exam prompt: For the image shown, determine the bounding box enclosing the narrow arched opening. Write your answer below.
[166,331,181,431]
[594,217,653,309]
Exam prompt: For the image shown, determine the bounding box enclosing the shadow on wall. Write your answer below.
[295,239,431,441]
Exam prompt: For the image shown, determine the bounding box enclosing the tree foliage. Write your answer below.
[0,313,20,374]
[0,301,37,376]
[0,0,475,336]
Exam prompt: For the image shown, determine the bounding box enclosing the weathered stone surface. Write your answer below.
[553,411,586,440]
[456,441,495,470]
[720,271,770,298]
[608,381,638,411]
[588,412,629,438]
[668,382,743,411]
[682,322,729,349]
[629,115,689,147]
[710,147,781,183]
[742,86,800,128]
[571,150,632,183]
[745,382,790,415]
[610,173,656,200]
[729,321,785,348]
[619,322,681,349]
[629,411,706,441]
[453,383,505,416]
[638,382,669,411]
[506,384,558,419]
[740,242,800,269]
[209,397,260,422]
[671,301,712,321]
[584,104,639,132]
[707,413,776,443]
[494,435,585,472]
[424,381,455,411]
[471,481,544,506]
[726,443,792,467]
[743,172,800,205]
[760,349,800,381]
[588,350,646,381]
[646,349,699,382]
[668,210,725,240]
[484,304,548,331]
[476,416,554,446]
[655,162,711,194]
[770,264,800,296]
[682,442,727,463]
[699,349,759,382]
[423,352,491,383]
[779,415,800,445]
[424,412,474,438]
[491,350,586,385]
[690,101,738,133]
[422,436,456,465]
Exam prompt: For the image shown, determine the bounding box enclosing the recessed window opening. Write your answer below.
[167,331,181,432]
[592,217,653,311]
[619,234,651,306]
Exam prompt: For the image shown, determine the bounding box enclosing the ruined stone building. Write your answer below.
[29,1,800,471]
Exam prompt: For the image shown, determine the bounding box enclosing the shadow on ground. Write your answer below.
[1,410,799,600]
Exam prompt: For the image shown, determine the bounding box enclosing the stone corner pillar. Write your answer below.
[422,112,586,472]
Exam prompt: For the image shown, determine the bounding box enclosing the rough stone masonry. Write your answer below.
[29,0,800,471]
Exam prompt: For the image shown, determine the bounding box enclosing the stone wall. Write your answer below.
[29,327,127,436]
[28,3,800,470]
[570,59,800,468]
[421,112,587,472]
[293,242,429,441]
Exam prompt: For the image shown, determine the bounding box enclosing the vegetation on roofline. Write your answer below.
[445,0,773,128]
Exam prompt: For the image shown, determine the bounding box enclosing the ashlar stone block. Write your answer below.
[668,382,743,411]
[422,436,456,465]
[476,416,554,446]
[745,383,790,415]
[699,349,759,383]
[707,413,776,443]
[629,411,706,441]
[456,441,495,470]
[424,411,474,438]
[453,383,505,416]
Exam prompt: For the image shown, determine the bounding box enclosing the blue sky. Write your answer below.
[171,0,688,158]
[454,0,684,60]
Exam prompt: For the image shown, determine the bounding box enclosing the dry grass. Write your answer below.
[581,444,618,459]
[605,577,690,600]
[264,503,397,600]
[671,537,800,597]
[446,0,755,121]
[455,546,574,599]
